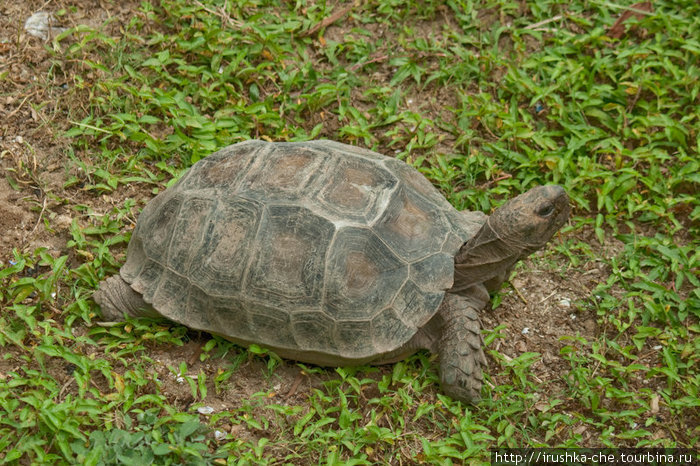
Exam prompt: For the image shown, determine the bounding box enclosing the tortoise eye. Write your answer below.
[537,204,555,217]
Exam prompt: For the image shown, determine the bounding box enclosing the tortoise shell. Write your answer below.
[120,140,485,360]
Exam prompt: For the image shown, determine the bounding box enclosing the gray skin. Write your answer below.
[94,140,569,404]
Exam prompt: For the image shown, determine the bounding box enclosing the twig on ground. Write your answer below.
[524,15,563,30]
[300,3,356,38]
[285,372,305,398]
[607,2,653,39]
[6,93,34,119]
[27,196,48,240]
[477,173,513,191]
[538,291,557,304]
[349,54,389,72]
[511,282,528,304]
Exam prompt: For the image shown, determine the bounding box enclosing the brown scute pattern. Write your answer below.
[123,140,473,359]
[132,260,165,300]
[409,253,455,292]
[207,295,252,340]
[167,197,213,273]
[391,280,446,328]
[316,158,397,222]
[197,148,256,188]
[182,286,215,331]
[343,251,379,292]
[325,167,373,210]
[239,146,326,200]
[141,195,182,261]
[375,188,448,261]
[120,235,145,282]
[291,311,337,353]
[249,304,296,348]
[174,141,263,193]
[247,205,334,308]
[324,227,407,321]
[189,198,262,296]
[382,158,454,209]
[334,320,372,354]
[152,268,190,318]
[371,308,410,353]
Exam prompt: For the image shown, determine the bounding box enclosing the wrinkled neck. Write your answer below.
[451,218,522,294]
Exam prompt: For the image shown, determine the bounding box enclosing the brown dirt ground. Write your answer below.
[0,0,675,449]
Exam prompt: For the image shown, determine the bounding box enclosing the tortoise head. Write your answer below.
[452,185,569,293]
[489,185,570,257]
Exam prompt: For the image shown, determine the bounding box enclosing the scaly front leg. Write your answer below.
[437,287,489,403]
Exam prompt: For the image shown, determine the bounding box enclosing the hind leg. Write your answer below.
[93,276,160,321]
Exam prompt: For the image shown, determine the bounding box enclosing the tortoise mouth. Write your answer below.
[551,187,571,229]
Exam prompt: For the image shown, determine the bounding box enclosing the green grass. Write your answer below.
[1,0,699,463]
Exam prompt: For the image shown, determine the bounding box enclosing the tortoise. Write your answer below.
[94,140,569,403]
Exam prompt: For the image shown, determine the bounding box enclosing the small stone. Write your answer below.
[559,297,571,307]
[197,406,214,415]
[650,395,659,414]
[53,214,73,231]
[214,430,226,440]
[521,327,530,335]
[24,12,68,41]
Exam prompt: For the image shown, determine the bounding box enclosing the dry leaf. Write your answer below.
[608,2,653,39]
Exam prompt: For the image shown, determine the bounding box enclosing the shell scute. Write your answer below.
[315,157,397,223]
[409,253,455,292]
[390,280,446,328]
[139,194,182,262]
[167,197,214,273]
[189,197,262,297]
[238,144,327,201]
[334,320,373,355]
[323,227,407,321]
[371,308,411,353]
[374,187,449,261]
[246,205,334,309]
[291,311,337,353]
[248,304,296,348]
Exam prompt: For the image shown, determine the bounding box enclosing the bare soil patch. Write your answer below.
[1,1,129,264]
